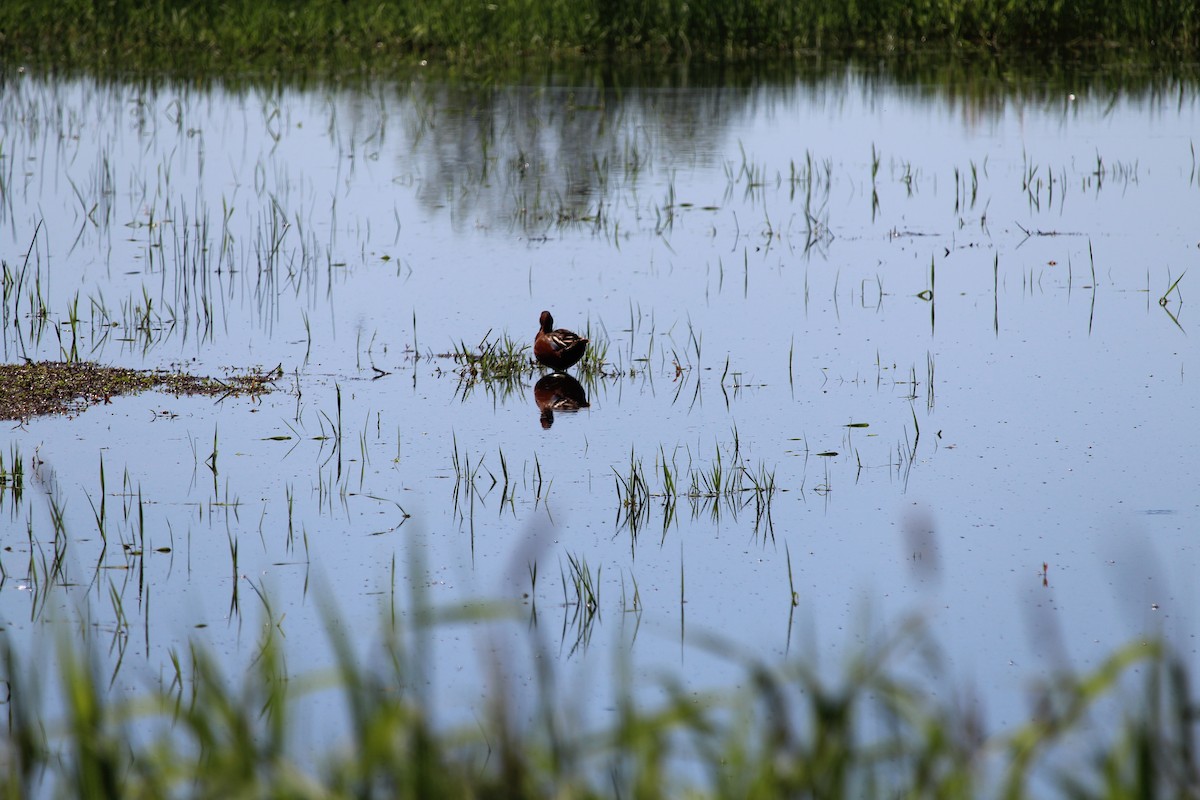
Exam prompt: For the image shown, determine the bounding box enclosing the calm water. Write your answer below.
[1,59,1198,750]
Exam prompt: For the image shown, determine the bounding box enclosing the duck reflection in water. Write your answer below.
[533,373,590,429]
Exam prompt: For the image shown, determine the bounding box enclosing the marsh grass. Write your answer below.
[0,444,24,508]
[2,604,1198,798]
[451,331,532,386]
[577,330,611,377]
[612,434,778,538]
[562,551,602,652]
[2,0,1198,73]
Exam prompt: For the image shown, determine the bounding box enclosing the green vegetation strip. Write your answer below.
[1,0,1197,72]
[1,616,1195,797]
[0,361,279,420]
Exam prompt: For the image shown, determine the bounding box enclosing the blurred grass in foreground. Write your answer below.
[0,0,1197,73]
[1,605,1197,798]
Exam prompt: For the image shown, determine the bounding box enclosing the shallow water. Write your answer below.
[1,58,1198,752]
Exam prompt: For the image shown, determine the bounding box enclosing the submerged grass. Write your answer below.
[1,0,1198,73]
[2,607,1198,798]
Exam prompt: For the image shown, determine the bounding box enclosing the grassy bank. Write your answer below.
[1,611,1196,798]
[1,0,1197,73]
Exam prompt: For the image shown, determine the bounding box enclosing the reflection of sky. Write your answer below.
[2,65,1198,760]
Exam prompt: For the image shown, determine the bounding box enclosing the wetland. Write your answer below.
[1,51,1199,795]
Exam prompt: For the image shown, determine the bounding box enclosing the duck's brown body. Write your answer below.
[533,310,589,372]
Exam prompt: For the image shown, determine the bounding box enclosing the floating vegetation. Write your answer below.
[0,361,281,420]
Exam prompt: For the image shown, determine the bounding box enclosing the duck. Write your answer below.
[533,310,589,372]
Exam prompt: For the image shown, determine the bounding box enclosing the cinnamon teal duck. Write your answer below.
[533,310,589,372]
